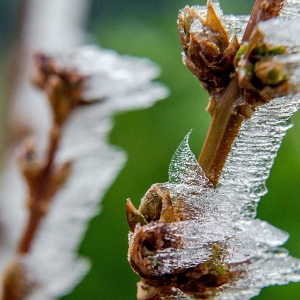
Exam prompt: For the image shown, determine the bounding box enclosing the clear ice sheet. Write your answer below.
[169,131,212,187]
[219,15,300,219]
[21,46,168,299]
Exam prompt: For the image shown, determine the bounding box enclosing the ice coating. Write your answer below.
[219,95,300,219]
[280,0,300,19]
[21,46,168,299]
[258,19,300,52]
[271,52,300,95]
[132,133,300,298]
[215,252,300,300]
[41,45,164,101]
[219,14,300,220]
[221,15,249,41]
[217,14,300,220]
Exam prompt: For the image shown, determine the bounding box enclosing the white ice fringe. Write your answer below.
[19,46,168,299]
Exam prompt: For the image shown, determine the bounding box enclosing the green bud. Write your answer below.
[254,60,286,86]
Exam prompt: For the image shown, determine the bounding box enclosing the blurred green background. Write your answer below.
[1,1,300,299]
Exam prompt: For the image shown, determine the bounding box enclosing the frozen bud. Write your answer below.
[257,0,285,21]
[33,53,85,101]
[128,222,182,277]
[178,2,240,95]
[138,184,165,222]
[235,18,300,111]
[254,59,287,86]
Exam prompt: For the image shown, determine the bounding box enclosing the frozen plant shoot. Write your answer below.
[126,1,300,299]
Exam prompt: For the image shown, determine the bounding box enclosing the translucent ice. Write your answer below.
[280,0,300,20]
[258,19,300,52]
[169,131,212,187]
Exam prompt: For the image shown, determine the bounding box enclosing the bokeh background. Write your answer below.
[1,0,300,299]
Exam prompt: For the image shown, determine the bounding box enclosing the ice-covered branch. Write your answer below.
[178,0,299,186]
[127,0,300,299]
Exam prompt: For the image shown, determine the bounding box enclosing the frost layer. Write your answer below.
[20,46,168,299]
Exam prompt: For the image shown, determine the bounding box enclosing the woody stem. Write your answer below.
[242,0,265,42]
[17,126,62,254]
[198,78,243,186]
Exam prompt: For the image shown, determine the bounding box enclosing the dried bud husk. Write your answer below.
[126,199,148,232]
[32,53,87,126]
[178,2,240,96]
[126,184,188,233]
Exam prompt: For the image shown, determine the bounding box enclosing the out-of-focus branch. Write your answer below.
[0,0,92,287]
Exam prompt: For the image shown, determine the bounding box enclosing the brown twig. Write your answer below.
[198,77,243,186]
[242,0,265,42]
[243,0,285,41]
[17,127,62,254]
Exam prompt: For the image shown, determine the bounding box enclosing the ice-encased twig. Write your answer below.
[219,16,300,219]
[18,46,168,299]
[135,1,300,299]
